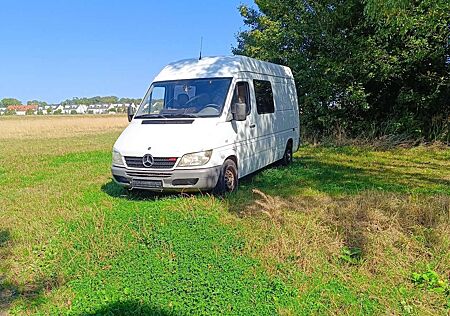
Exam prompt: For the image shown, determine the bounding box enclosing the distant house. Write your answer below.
[119,103,131,112]
[62,104,87,114]
[37,104,61,114]
[54,104,64,113]
[7,105,37,115]
[36,104,57,114]
[87,104,110,114]
[76,104,87,114]
[107,103,127,113]
[108,104,119,113]
[62,105,73,114]
[0,108,6,115]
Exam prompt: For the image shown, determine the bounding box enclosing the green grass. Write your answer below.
[0,125,449,315]
[235,145,450,197]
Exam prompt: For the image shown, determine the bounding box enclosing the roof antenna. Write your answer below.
[199,36,203,60]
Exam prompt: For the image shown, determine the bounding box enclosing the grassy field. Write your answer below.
[0,116,449,315]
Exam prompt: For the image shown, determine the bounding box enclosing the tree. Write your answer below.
[61,96,122,106]
[27,100,48,107]
[119,97,142,105]
[50,96,140,107]
[234,0,450,141]
[1,98,21,107]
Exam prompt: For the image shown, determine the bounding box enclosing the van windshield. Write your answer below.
[135,78,232,119]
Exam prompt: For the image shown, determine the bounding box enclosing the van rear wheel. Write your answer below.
[281,142,293,166]
[213,159,238,195]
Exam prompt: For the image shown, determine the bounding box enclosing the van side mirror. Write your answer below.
[127,105,135,122]
[231,102,246,121]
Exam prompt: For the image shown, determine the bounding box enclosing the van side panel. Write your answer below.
[272,78,300,158]
[237,73,299,176]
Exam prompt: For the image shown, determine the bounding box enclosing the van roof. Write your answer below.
[153,55,294,82]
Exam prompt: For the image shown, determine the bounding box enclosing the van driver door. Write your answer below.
[231,80,257,177]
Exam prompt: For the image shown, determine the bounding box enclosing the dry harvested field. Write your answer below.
[0,115,128,140]
[0,115,449,315]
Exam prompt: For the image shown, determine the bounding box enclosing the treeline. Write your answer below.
[61,96,141,105]
[0,98,50,107]
[0,96,142,107]
[234,0,450,142]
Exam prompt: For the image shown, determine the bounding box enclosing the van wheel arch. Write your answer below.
[280,139,293,166]
[287,138,293,149]
[225,155,238,170]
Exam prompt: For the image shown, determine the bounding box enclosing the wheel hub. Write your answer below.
[224,168,235,190]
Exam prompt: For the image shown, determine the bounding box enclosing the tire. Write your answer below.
[213,159,238,195]
[280,142,293,166]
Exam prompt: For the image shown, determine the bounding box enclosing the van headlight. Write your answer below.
[178,150,212,167]
[112,150,125,166]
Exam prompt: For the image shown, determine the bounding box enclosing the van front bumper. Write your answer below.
[111,165,221,191]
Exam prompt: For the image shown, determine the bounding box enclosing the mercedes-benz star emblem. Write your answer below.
[142,154,154,168]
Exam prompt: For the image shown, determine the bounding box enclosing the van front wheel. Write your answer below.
[213,159,238,195]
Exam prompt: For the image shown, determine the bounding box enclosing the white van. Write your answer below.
[111,56,300,193]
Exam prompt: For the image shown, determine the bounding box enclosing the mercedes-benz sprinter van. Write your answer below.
[111,56,300,193]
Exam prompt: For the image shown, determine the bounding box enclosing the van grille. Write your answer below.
[124,156,177,169]
[126,171,172,178]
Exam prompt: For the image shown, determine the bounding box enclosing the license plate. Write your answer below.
[131,179,163,189]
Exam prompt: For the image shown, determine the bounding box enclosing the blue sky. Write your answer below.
[0,0,253,104]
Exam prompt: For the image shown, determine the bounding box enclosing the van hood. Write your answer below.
[113,119,227,157]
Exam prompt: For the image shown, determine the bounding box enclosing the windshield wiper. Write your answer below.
[134,113,168,119]
[164,113,199,118]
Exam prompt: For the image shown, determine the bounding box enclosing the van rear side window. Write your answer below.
[253,80,275,114]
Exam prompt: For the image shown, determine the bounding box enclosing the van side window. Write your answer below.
[233,82,251,115]
[253,80,275,114]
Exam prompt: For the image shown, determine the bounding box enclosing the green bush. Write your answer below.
[234,0,450,142]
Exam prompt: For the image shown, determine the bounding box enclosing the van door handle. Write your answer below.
[250,123,256,128]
